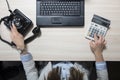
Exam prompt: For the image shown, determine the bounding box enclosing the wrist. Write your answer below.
[17,46,28,54]
[95,53,103,57]
[20,48,27,54]
[94,53,104,62]
[95,55,104,62]
[18,45,25,50]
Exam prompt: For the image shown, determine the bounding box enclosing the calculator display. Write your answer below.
[92,15,110,28]
[92,18,108,27]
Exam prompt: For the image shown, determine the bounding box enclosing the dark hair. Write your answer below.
[47,67,61,80]
[69,67,83,80]
[47,67,83,80]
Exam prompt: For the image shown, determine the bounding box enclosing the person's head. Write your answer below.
[45,67,84,80]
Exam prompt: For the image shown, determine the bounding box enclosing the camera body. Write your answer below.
[4,9,33,36]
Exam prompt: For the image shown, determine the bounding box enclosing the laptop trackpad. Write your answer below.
[51,17,62,24]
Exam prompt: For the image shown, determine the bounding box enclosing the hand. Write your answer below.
[89,34,107,62]
[10,25,25,50]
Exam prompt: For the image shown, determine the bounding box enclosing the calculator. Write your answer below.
[85,14,111,40]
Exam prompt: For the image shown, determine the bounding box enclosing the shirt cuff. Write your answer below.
[96,62,107,70]
[20,52,33,62]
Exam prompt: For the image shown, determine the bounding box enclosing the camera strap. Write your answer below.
[0,17,14,47]
[0,17,41,47]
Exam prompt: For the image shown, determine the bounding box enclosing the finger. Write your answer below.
[11,28,16,36]
[10,27,15,38]
[103,41,107,50]
[10,24,15,34]
[89,40,94,47]
[98,35,102,42]
[10,24,14,32]
[12,24,19,33]
[102,37,105,42]
[104,40,107,45]
[100,35,105,44]
[11,24,20,36]
[89,41,95,53]
[94,33,98,42]
[10,25,13,30]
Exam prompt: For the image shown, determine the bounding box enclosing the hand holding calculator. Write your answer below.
[85,14,111,40]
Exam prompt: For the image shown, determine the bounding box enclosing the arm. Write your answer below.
[10,25,38,80]
[89,34,109,80]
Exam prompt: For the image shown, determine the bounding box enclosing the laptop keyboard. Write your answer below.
[39,0,81,16]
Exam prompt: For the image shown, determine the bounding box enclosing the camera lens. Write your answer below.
[13,18,22,29]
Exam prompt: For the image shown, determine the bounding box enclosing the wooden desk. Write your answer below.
[0,0,120,61]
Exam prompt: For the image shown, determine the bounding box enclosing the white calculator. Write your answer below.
[85,14,111,40]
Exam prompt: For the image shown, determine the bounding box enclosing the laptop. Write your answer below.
[36,0,84,27]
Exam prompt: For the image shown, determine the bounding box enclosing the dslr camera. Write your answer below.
[0,0,41,47]
[4,9,33,36]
